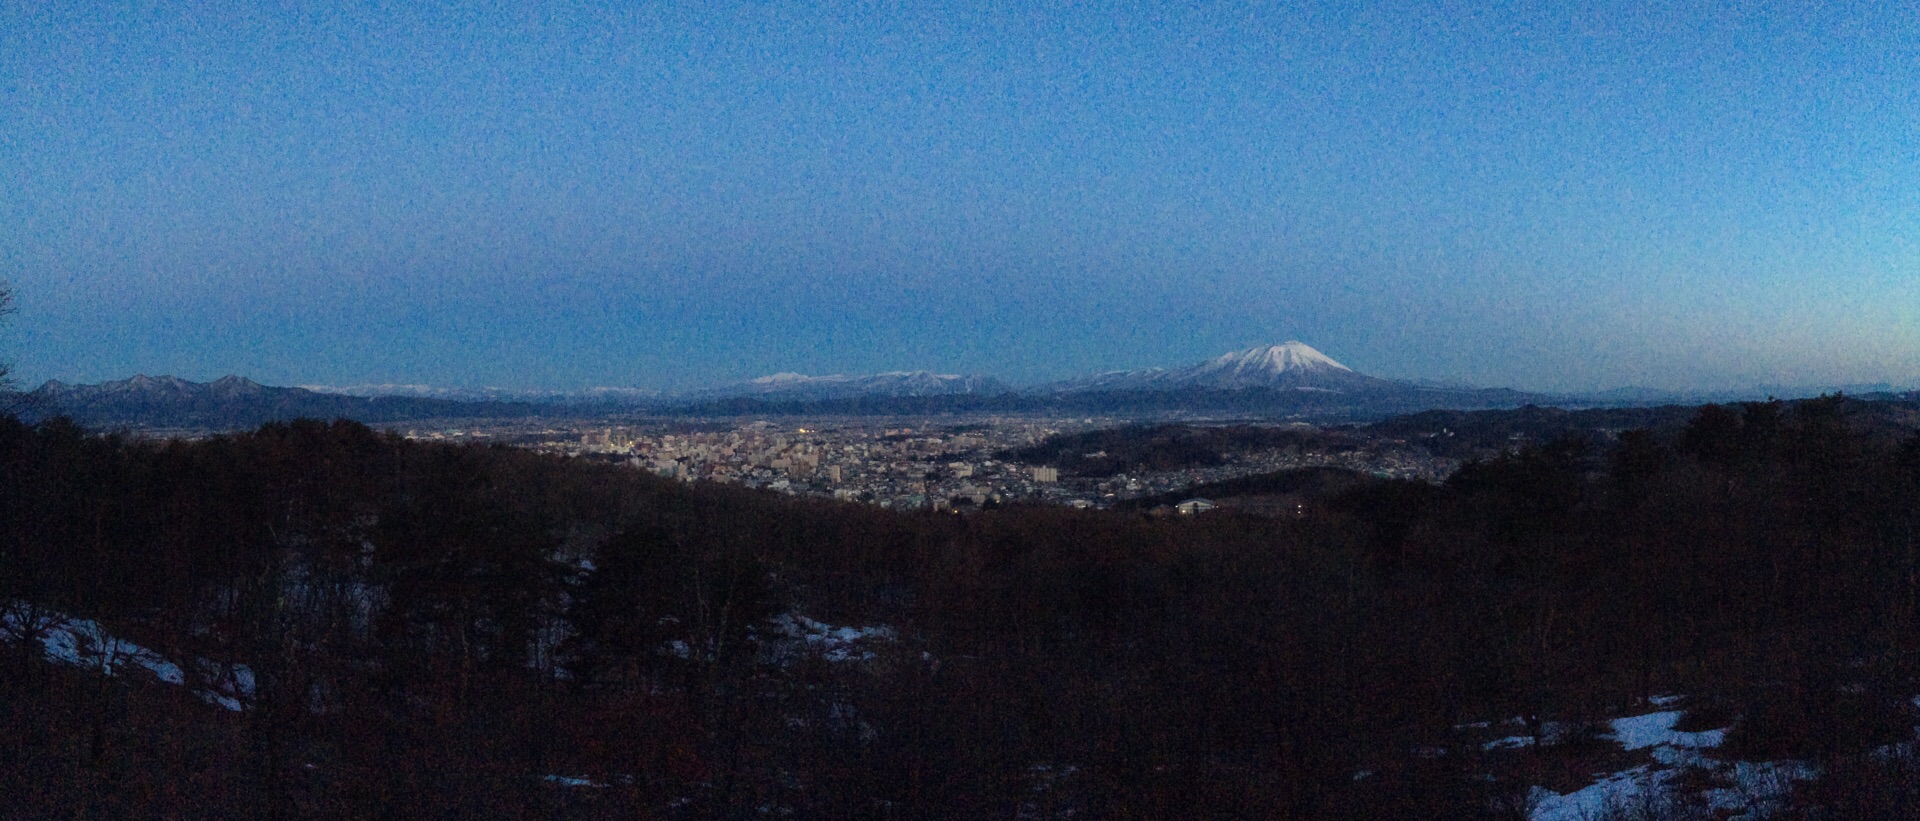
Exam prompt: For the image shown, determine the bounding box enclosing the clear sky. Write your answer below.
[3,1,1916,392]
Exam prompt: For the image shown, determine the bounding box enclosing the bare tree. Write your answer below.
[0,281,26,417]
[0,280,11,390]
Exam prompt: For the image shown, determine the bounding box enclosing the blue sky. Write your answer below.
[3,1,1916,392]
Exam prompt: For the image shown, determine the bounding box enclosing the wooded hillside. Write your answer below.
[3,397,1919,817]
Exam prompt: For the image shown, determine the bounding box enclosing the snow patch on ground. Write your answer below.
[1606,711,1726,752]
[1529,765,1678,821]
[1,600,251,712]
[1702,760,1818,818]
[1528,758,1815,821]
[544,774,608,788]
[1485,720,1580,750]
[1515,704,1818,821]
[767,613,896,662]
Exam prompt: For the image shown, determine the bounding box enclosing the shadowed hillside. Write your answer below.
[3,396,1920,817]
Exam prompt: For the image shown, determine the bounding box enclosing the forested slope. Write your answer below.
[3,397,1919,817]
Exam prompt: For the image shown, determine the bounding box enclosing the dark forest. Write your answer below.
[5,396,1920,817]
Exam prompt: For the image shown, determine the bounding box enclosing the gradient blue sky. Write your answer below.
[3,1,1916,392]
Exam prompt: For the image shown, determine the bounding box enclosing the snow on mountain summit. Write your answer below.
[1195,342,1353,378]
[1044,341,1387,393]
[693,371,1009,400]
[1177,341,1379,390]
[749,372,814,385]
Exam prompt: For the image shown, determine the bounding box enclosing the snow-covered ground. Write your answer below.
[1607,710,1727,755]
[8,598,1884,818]
[1518,701,1816,821]
[0,600,253,712]
[764,613,896,663]
[543,774,608,788]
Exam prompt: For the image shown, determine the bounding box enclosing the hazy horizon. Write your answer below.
[24,339,1920,400]
[5,3,1917,394]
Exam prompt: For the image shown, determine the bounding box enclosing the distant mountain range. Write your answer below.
[305,371,1005,404]
[684,371,1009,401]
[304,383,665,404]
[311,342,1468,403]
[19,375,542,429]
[16,341,1912,429]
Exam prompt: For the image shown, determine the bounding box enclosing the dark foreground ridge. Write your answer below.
[4,395,1920,816]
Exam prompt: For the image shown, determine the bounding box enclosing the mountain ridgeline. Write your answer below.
[682,370,1011,401]
[18,343,1568,427]
[19,374,544,428]
[27,343,1917,429]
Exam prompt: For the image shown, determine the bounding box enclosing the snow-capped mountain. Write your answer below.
[1045,342,1396,393]
[688,371,1009,401]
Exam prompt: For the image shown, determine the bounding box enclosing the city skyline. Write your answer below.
[4,2,1917,393]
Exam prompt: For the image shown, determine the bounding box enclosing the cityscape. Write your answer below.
[400,414,1462,512]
